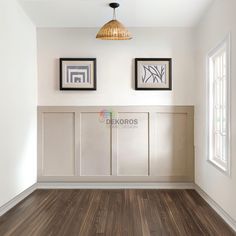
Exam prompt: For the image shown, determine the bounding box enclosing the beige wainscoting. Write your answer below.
[38,106,194,183]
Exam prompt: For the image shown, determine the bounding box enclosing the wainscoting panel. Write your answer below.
[80,112,112,176]
[41,112,75,176]
[38,106,194,183]
[116,112,149,176]
[151,113,188,177]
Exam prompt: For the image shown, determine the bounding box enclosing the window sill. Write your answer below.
[207,159,230,176]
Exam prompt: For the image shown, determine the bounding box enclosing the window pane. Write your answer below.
[222,136,226,162]
[208,38,229,172]
[222,107,227,134]
[223,52,226,76]
[215,108,221,131]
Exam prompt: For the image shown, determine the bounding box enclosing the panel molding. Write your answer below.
[74,111,80,176]
[38,106,194,182]
[116,112,149,176]
[151,112,190,177]
[80,112,112,176]
[41,112,75,176]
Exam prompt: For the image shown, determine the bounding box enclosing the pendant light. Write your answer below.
[96,2,132,40]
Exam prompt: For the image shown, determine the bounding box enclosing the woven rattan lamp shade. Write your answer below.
[96,20,132,40]
[96,2,132,40]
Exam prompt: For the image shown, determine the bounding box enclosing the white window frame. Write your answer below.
[206,34,231,175]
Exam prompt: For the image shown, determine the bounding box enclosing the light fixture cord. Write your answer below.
[113,8,116,20]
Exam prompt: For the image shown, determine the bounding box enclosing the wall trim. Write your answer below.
[37,182,195,189]
[0,184,37,217]
[195,184,236,232]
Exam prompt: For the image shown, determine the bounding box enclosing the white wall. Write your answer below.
[0,0,37,207]
[195,0,236,221]
[37,28,195,106]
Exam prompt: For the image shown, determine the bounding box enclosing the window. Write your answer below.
[207,35,231,174]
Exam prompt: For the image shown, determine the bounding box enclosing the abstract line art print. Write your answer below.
[135,58,172,90]
[60,58,96,90]
[142,65,166,84]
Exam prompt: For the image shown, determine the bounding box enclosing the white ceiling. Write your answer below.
[19,0,214,28]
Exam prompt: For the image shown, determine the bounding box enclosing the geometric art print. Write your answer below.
[66,65,91,84]
[60,58,96,90]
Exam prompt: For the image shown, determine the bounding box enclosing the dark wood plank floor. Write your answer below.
[0,189,235,236]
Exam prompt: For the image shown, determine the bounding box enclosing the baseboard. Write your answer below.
[195,184,236,232]
[37,182,195,189]
[0,183,37,217]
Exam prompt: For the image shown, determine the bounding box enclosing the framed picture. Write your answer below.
[60,58,96,90]
[135,58,172,90]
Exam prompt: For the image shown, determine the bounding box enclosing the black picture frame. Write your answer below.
[135,58,172,90]
[60,58,97,90]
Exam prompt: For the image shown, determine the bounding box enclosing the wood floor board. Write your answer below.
[0,189,235,236]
